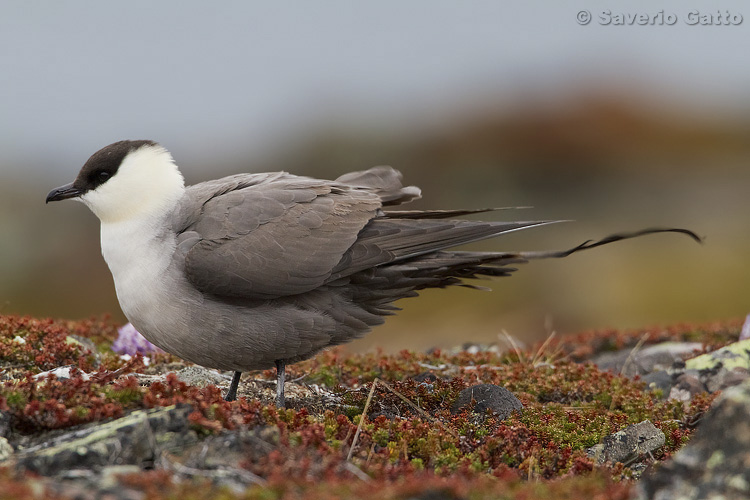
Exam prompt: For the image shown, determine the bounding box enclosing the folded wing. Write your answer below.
[173,167,558,300]
[175,171,384,299]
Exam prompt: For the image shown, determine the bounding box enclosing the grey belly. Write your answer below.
[126,288,379,372]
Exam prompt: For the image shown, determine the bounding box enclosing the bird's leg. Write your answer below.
[225,371,242,402]
[275,359,286,408]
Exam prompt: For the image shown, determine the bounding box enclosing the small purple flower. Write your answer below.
[741,314,750,341]
[112,323,164,356]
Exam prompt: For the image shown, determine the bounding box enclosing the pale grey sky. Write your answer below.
[2,1,749,340]
[1,1,748,176]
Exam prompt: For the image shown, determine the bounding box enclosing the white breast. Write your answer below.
[100,216,178,321]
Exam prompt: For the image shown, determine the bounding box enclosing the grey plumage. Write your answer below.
[168,168,548,366]
[46,140,701,406]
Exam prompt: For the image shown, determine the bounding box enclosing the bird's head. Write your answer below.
[46,140,185,223]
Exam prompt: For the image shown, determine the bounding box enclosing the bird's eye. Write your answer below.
[98,171,110,183]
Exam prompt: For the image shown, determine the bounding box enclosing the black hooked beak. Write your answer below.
[46,182,84,203]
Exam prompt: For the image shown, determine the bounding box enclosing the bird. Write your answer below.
[46,140,700,407]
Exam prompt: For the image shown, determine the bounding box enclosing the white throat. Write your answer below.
[78,145,187,313]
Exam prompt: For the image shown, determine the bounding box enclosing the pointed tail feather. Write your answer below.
[518,227,703,260]
[347,227,702,310]
[382,207,532,219]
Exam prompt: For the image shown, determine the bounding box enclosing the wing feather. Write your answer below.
[328,219,559,280]
[172,167,570,301]
[174,168,416,299]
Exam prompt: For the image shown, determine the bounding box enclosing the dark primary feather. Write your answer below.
[173,166,701,307]
[382,208,528,219]
[326,219,557,281]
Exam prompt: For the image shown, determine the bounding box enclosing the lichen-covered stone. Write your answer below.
[685,339,750,371]
[637,379,750,500]
[587,420,664,466]
[15,405,196,475]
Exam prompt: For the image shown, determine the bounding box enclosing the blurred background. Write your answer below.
[1,2,748,352]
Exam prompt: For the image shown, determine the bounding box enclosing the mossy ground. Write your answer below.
[0,314,741,499]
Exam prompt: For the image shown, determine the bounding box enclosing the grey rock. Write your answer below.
[641,370,672,397]
[666,341,750,395]
[16,405,196,476]
[637,379,750,500]
[628,462,648,479]
[451,384,522,419]
[590,349,632,373]
[705,367,750,394]
[668,374,706,401]
[668,364,750,401]
[592,342,702,378]
[15,423,280,498]
[160,427,277,489]
[173,366,229,388]
[33,365,91,381]
[180,426,278,469]
[718,367,750,389]
[586,420,665,466]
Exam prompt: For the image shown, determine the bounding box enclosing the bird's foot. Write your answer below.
[225,371,242,402]
[275,359,286,408]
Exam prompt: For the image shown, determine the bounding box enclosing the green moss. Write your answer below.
[373,428,390,447]
[3,390,27,408]
[410,458,424,470]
